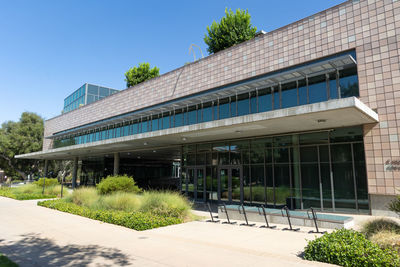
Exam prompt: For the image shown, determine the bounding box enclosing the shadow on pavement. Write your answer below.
[0,233,132,266]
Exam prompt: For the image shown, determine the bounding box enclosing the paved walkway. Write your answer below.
[0,197,333,267]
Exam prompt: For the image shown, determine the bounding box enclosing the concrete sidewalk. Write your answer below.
[0,197,333,266]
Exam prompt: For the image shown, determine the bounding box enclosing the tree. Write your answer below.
[0,112,44,179]
[124,62,160,88]
[204,8,257,54]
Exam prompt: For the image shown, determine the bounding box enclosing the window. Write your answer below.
[281,81,297,108]
[308,74,327,104]
[340,67,359,98]
[219,98,230,119]
[258,88,272,112]
[237,93,249,116]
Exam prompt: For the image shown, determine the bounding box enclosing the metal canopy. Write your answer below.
[49,54,356,139]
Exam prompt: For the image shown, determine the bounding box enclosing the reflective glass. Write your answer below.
[281,81,297,108]
[329,73,338,99]
[243,166,251,203]
[298,79,307,105]
[174,110,183,127]
[251,165,265,204]
[151,118,159,131]
[188,108,197,125]
[202,103,213,122]
[273,87,280,109]
[99,87,109,97]
[250,92,257,113]
[237,93,249,116]
[308,75,327,104]
[88,84,98,95]
[340,67,359,98]
[142,120,148,133]
[274,164,291,207]
[219,98,230,119]
[258,88,272,112]
[162,114,170,129]
[213,102,218,120]
[230,96,237,117]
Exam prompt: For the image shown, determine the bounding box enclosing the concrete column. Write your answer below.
[44,160,49,177]
[113,152,120,176]
[72,157,78,189]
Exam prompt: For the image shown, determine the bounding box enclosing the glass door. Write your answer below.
[186,167,206,202]
[196,168,205,202]
[218,166,242,203]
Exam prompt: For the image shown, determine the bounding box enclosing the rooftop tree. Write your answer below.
[204,8,257,54]
[124,62,160,88]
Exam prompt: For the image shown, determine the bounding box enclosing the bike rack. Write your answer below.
[206,202,220,223]
[219,203,236,224]
[257,205,277,229]
[281,206,300,231]
[238,204,255,227]
[307,207,326,234]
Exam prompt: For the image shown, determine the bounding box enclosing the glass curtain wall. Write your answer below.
[181,126,368,213]
[53,63,359,148]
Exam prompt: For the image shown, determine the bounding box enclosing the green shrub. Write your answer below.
[34,178,59,187]
[370,231,400,253]
[139,191,192,219]
[66,187,101,209]
[38,199,181,231]
[96,175,141,195]
[304,228,400,267]
[361,218,400,238]
[101,192,141,212]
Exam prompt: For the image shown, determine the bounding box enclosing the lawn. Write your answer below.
[0,184,66,200]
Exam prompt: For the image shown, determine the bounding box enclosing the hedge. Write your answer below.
[304,228,400,267]
[38,199,182,231]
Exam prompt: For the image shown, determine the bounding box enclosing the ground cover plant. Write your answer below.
[304,228,400,266]
[38,199,181,231]
[0,252,18,267]
[38,175,194,230]
[0,183,66,200]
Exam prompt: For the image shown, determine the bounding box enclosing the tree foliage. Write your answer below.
[204,8,257,54]
[0,112,44,179]
[124,62,160,88]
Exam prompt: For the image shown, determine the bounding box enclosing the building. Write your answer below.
[17,0,400,216]
[63,83,119,113]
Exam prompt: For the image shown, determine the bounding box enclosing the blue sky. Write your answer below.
[0,0,345,124]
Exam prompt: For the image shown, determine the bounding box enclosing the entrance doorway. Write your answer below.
[218,166,242,203]
[187,167,206,202]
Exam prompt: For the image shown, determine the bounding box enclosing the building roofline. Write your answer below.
[46,0,351,123]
